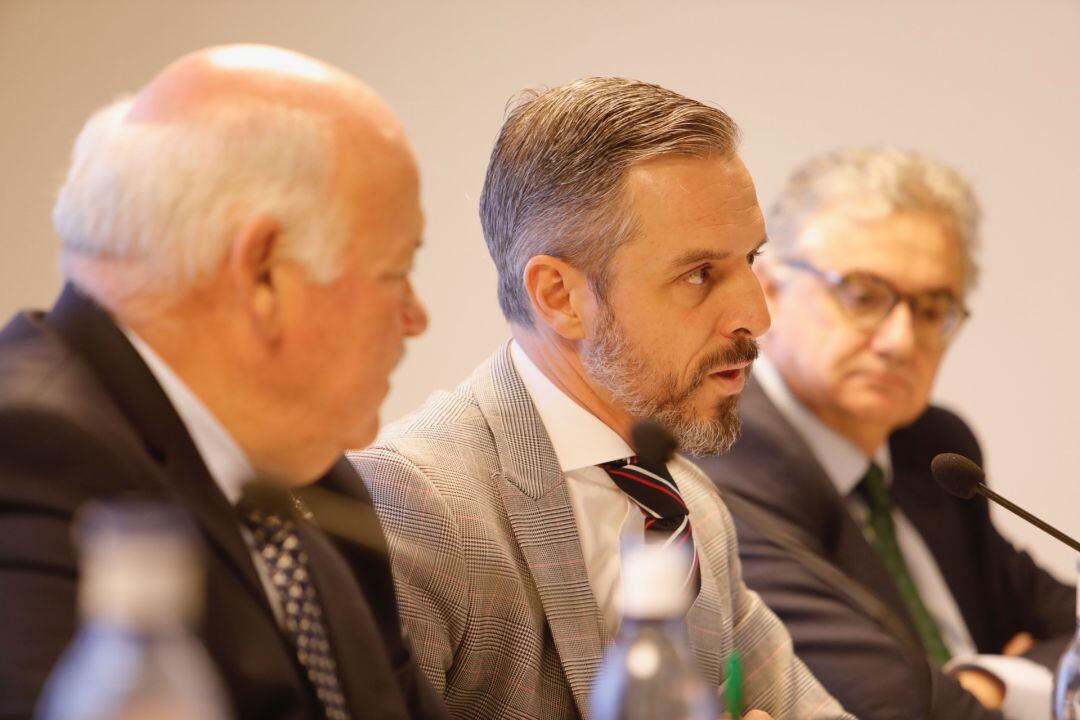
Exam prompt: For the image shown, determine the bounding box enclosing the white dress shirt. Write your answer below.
[512,341,705,636]
[123,328,284,624]
[755,355,1051,720]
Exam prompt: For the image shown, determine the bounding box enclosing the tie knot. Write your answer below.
[602,455,670,479]
[857,462,890,513]
[237,482,301,533]
[600,456,687,519]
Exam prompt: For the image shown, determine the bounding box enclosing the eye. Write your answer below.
[685,265,712,286]
[849,288,879,308]
[747,247,765,267]
[915,297,951,324]
[839,276,891,312]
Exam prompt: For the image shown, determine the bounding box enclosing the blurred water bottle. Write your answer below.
[36,502,230,720]
[1054,561,1080,719]
[591,543,717,720]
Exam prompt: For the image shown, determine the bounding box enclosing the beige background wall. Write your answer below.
[3,0,1078,580]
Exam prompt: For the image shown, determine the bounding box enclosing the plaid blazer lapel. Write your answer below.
[473,344,611,717]
[674,456,730,689]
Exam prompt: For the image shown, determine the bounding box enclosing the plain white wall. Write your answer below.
[3,0,1078,580]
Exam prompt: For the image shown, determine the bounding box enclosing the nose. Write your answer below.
[402,283,429,337]
[729,268,772,339]
[871,301,917,358]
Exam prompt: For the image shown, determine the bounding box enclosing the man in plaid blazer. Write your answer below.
[350,78,852,719]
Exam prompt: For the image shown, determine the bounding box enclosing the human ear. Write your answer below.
[522,255,590,340]
[228,215,283,342]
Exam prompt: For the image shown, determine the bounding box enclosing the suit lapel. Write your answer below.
[735,379,923,642]
[473,345,610,717]
[44,285,277,625]
[676,458,729,687]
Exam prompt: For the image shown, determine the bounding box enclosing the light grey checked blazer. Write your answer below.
[349,345,854,720]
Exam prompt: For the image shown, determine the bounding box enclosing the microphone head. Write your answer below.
[631,420,678,467]
[931,452,985,500]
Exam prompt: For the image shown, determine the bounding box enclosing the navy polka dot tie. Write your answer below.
[239,488,351,720]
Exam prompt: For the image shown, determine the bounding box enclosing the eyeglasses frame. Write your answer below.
[778,257,971,348]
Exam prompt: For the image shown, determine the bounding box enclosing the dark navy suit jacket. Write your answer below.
[696,377,1075,720]
[0,285,447,720]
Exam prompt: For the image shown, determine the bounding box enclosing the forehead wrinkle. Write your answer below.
[690,203,761,231]
[679,202,763,244]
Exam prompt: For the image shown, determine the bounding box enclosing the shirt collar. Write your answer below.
[510,340,634,471]
[122,327,255,505]
[753,354,891,496]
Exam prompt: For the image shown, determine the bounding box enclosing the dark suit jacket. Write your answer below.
[0,285,446,720]
[695,377,1075,720]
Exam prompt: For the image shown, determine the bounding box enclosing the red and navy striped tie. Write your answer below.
[600,456,701,596]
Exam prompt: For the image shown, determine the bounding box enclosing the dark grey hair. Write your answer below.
[767,147,982,289]
[479,77,741,325]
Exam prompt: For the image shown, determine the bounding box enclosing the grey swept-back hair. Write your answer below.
[479,77,740,326]
[767,146,982,290]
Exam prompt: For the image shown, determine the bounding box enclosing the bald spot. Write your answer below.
[123,44,420,261]
[125,44,409,159]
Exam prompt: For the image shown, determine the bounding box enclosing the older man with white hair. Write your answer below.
[695,147,1075,720]
[0,45,440,719]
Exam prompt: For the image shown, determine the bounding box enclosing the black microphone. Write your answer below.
[931,452,1080,553]
[631,419,678,466]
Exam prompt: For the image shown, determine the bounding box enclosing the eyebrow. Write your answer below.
[845,269,962,298]
[668,236,768,270]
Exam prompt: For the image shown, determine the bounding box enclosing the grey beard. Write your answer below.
[581,304,753,456]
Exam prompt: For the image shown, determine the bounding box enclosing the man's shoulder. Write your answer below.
[899,403,978,446]
[692,415,801,508]
[376,379,494,456]
[0,309,157,527]
[350,376,501,496]
[358,346,528,472]
[0,310,75,407]
[0,309,131,442]
[891,403,982,471]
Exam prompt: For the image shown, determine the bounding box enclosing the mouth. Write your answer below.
[857,370,911,391]
[706,362,751,393]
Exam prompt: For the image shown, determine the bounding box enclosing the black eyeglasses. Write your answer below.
[780,258,970,348]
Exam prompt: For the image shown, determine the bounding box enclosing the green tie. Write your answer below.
[857,463,952,667]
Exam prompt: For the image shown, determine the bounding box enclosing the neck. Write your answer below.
[512,326,636,446]
[812,407,890,457]
[118,300,303,483]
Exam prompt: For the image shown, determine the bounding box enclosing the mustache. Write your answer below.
[687,336,759,390]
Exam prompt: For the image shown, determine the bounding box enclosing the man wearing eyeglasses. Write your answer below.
[695,147,1075,720]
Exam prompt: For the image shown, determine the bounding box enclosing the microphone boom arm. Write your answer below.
[977,484,1080,554]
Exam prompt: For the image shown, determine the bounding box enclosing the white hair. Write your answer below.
[54,96,350,299]
[768,147,982,290]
